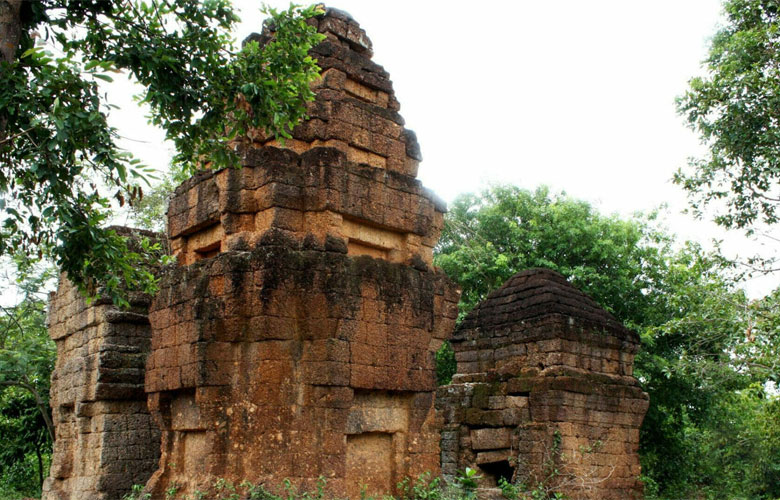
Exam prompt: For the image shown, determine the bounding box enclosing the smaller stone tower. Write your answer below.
[43,228,161,500]
[436,269,649,500]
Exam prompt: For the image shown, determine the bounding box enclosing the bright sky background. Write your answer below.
[107,0,778,297]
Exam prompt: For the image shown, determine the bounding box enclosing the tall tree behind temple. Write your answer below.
[676,0,780,277]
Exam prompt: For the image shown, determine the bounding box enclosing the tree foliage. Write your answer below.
[126,169,181,234]
[0,390,52,497]
[0,1,324,305]
[676,0,780,232]
[435,185,667,326]
[688,383,780,498]
[0,259,55,497]
[434,185,780,499]
[0,258,55,441]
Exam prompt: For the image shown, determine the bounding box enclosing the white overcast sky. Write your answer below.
[107,0,778,296]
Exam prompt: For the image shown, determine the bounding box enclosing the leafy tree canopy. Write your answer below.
[0,0,325,305]
[0,256,55,442]
[676,0,780,232]
[435,185,669,327]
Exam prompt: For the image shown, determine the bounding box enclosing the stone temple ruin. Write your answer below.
[44,229,161,500]
[436,269,649,499]
[42,8,648,500]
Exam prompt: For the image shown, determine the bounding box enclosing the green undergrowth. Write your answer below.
[122,469,565,500]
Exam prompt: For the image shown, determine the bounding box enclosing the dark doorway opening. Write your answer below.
[478,459,515,487]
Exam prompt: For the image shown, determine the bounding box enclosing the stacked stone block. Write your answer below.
[145,235,458,497]
[169,7,442,270]
[436,269,649,500]
[250,7,419,177]
[167,146,444,268]
[144,9,459,499]
[43,228,161,500]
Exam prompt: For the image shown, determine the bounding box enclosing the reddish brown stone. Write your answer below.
[143,8,458,499]
[43,228,161,500]
[437,269,649,500]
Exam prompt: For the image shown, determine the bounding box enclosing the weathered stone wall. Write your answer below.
[145,235,458,497]
[43,229,161,500]
[436,269,649,500]
[144,9,459,499]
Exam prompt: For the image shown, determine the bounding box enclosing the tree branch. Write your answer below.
[0,125,36,146]
[0,377,55,442]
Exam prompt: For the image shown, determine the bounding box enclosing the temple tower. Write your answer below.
[144,9,459,498]
[43,228,161,500]
[436,269,649,500]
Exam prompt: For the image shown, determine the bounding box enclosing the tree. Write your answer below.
[632,243,780,498]
[0,258,55,443]
[676,0,780,233]
[0,1,325,305]
[435,185,668,326]
[686,383,780,499]
[434,185,780,499]
[0,390,53,496]
[0,259,56,497]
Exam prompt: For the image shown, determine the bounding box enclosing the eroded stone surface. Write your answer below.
[145,229,458,498]
[144,9,459,498]
[43,229,161,500]
[436,269,649,500]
